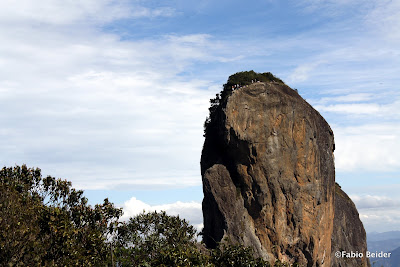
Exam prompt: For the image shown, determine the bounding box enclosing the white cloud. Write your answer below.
[351,194,400,209]
[359,208,400,233]
[314,93,374,104]
[283,0,400,91]
[287,61,325,83]
[0,0,174,25]
[313,96,400,117]
[132,6,176,18]
[0,2,230,190]
[365,0,400,42]
[348,194,400,232]
[305,92,400,173]
[334,123,400,172]
[1,0,399,196]
[315,103,380,115]
[294,0,366,17]
[306,92,400,173]
[121,197,203,231]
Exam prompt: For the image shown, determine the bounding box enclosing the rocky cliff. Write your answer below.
[201,72,369,266]
[331,184,370,267]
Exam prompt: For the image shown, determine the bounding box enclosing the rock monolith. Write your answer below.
[201,72,369,267]
[331,184,370,267]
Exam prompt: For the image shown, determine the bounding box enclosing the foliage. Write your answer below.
[210,242,270,267]
[0,180,44,265]
[0,165,122,266]
[203,92,221,136]
[1,165,296,266]
[203,71,284,136]
[114,211,206,266]
[224,70,284,89]
[112,211,280,266]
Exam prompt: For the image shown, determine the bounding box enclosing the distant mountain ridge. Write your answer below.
[368,231,400,242]
[368,238,400,253]
[367,231,400,267]
[369,246,400,267]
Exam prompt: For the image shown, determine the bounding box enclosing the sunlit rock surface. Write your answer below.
[201,80,369,266]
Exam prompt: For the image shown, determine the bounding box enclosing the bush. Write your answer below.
[224,70,284,89]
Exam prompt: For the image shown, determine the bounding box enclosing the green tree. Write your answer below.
[209,242,270,267]
[0,165,122,266]
[112,211,277,266]
[0,180,44,265]
[1,165,294,266]
[224,70,284,90]
[114,211,206,266]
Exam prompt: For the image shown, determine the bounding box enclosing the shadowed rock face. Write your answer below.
[331,184,370,267]
[201,81,367,266]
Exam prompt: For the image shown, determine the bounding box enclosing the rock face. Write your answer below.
[201,79,368,266]
[331,184,370,267]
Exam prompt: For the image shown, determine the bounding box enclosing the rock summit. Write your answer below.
[201,71,369,266]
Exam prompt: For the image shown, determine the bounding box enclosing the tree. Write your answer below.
[0,180,44,265]
[113,211,277,266]
[0,165,122,266]
[1,165,292,266]
[209,242,270,267]
[114,211,206,266]
[224,70,284,89]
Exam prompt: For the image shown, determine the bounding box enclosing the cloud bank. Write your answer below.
[121,197,203,231]
[351,194,400,233]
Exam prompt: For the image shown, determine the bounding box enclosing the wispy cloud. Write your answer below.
[365,0,400,42]
[287,61,325,83]
[315,98,400,117]
[0,0,175,25]
[315,103,381,115]
[313,93,375,104]
[295,0,368,17]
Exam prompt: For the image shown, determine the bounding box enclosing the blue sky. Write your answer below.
[1,0,399,233]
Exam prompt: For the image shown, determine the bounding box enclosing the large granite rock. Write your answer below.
[331,184,370,267]
[201,78,369,266]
